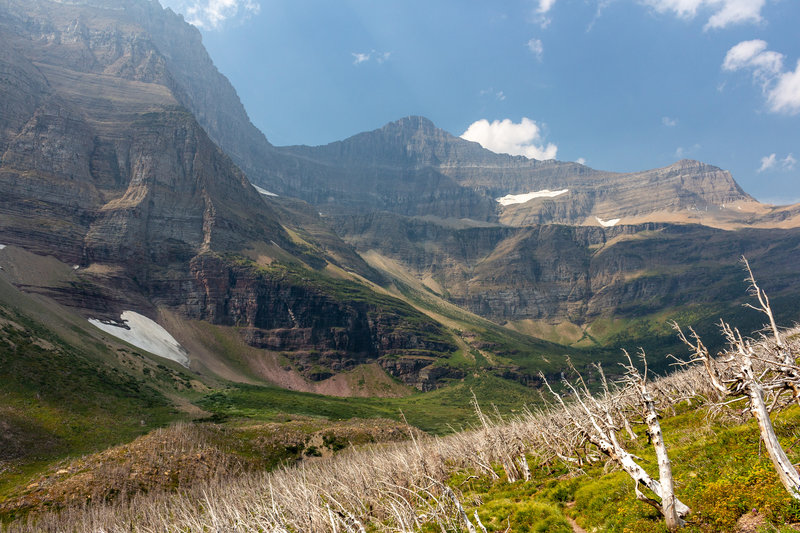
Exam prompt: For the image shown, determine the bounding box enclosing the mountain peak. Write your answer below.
[385,115,438,132]
[671,159,713,170]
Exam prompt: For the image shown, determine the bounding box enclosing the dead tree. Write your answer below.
[540,364,690,529]
[620,350,685,530]
[673,258,800,500]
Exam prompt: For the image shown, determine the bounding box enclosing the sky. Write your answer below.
[158,0,800,204]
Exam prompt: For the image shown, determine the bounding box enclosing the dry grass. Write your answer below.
[5,328,799,532]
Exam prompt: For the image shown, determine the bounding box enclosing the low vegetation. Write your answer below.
[4,285,800,531]
[4,263,800,532]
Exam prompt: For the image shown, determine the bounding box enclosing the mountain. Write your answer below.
[255,117,800,334]
[266,116,761,228]
[3,0,800,386]
[0,0,464,395]
[334,214,800,328]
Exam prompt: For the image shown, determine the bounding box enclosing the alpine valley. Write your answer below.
[2,0,800,528]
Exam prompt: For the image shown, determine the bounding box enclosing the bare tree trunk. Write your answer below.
[746,375,800,498]
[641,384,683,529]
[546,368,691,522]
[676,261,800,503]
[587,431,691,519]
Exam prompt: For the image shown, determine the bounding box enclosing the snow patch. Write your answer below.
[496,189,568,206]
[595,216,621,227]
[0,245,5,250]
[89,311,189,367]
[253,185,278,197]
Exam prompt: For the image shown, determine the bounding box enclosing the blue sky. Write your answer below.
[159,0,800,204]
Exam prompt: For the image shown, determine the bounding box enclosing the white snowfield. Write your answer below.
[0,244,6,250]
[595,216,621,227]
[495,189,569,206]
[253,185,278,197]
[89,311,190,367]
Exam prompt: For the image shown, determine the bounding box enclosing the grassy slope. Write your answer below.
[0,278,198,498]
[0,418,414,521]
[453,403,800,533]
[196,373,537,435]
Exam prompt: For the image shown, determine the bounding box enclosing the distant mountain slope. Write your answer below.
[276,116,760,227]
[334,213,800,326]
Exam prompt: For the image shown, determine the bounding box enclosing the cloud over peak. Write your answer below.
[758,153,797,173]
[161,0,260,29]
[461,118,558,161]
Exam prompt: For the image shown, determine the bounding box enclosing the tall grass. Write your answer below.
[5,328,799,532]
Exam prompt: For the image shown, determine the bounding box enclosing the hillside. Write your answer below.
[5,320,800,532]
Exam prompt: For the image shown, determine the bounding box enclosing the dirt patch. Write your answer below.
[735,510,767,533]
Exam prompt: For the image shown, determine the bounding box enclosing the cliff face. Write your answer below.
[335,212,800,324]
[0,0,284,193]
[0,0,458,388]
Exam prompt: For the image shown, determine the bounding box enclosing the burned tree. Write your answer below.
[620,350,685,530]
[540,360,690,531]
[673,257,800,500]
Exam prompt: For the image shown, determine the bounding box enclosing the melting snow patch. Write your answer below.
[496,189,568,206]
[253,185,278,197]
[89,311,189,367]
[595,216,621,228]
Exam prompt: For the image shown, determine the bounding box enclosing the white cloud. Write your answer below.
[768,60,800,115]
[352,53,371,65]
[480,88,507,101]
[642,0,766,30]
[705,0,765,30]
[759,153,797,173]
[723,41,800,115]
[461,118,558,160]
[758,153,777,172]
[351,50,391,66]
[723,40,784,88]
[662,116,678,127]
[675,143,701,158]
[537,0,557,14]
[161,0,260,29]
[527,38,544,61]
[533,0,557,27]
[576,157,587,165]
